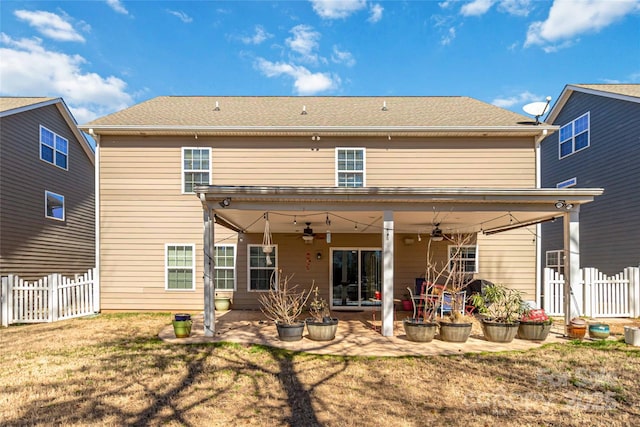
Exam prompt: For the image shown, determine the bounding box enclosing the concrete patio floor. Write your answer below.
[158,310,576,357]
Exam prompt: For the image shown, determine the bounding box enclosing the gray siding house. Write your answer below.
[540,84,640,275]
[0,97,95,279]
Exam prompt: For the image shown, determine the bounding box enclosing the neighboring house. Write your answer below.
[0,97,95,279]
[80,96,602,335]
[540,84,640,276]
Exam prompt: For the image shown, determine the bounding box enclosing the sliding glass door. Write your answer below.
[331,248,382,309]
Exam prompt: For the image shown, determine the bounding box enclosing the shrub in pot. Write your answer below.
[471,282,526,343]
[258,270,311,342]
[517,308,553,341]
[306,286,339,341]
[403,287,438,342]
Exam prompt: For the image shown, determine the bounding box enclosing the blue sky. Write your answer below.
[1,0,639,124]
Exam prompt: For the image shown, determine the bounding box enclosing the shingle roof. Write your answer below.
[572,84,640,98]
[0,97,56,114]
[84,96,537,128]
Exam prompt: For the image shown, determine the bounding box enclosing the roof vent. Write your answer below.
[301,105,307,115]
[381,101,387,111]
[214,101,220,111]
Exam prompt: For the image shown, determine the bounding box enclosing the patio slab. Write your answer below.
[159,310,574,357]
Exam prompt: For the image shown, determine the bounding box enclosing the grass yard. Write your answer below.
[1,313,639,426]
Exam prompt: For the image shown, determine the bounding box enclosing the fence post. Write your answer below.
[50,274,59,322]
[630,266,639,318]
[583,268,592,318]
[1,277,8,327]
[91,268,99,313]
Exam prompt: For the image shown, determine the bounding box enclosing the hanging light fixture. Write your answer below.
[262,213,274,265]
[430,224,444,242]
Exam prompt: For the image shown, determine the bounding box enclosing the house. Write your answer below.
[540,84,640,276]
[80,96,602,336]
[0,97,95,279]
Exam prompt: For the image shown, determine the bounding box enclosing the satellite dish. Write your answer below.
[523,96,552,124]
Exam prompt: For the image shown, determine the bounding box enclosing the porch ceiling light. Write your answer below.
[555,200,574,210]
[219,197,231,208]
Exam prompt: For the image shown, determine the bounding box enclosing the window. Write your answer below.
[40,126,68,169]
[248,245,277,291]
[559,112,590,159]
[546,250,564,275]
[182,148,211,193]
[556,177,577,188]
[45,191,65,221]
[336,148,365,187]
[214,244,236,290]
[165,244,195,290]
[448,245,478,273]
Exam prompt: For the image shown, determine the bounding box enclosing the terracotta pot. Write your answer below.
[567,324,586,339]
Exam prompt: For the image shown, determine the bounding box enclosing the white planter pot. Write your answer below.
[624,326,640,347]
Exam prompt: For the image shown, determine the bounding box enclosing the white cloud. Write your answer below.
[309,0,367,19]
[460,0,495,16]
[167,10,192,23]
[331,46,356,67]
[525,0,640,49]
[441,27,457,45]
[460,0,532,16]
[14,10,86,42]
[255,58,339,95]
[286,25,321,63]
[106,0,129,15]
[368,4,383,23]
[0,34,133,123]
[241,25,273,45]
[491,91,539,108]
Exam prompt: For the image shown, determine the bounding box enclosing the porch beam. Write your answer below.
[382,210,394,337]
[563,208,581,329]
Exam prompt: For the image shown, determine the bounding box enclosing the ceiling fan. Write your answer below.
[302,222,315,243]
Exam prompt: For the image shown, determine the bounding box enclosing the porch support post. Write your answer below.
[382,210,394,337]
[563,207,581,328]
[203,205,215,337]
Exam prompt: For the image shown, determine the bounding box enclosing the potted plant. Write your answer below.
[437,233,476,343]
[401,292,413,311]
[258,270,311,341]
[305,285,339,341]
[517,308,553,341]
[471,282,526,343]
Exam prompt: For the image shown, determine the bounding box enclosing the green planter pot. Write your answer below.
[438,321,472,343]
[481,320,519,343]
[214,297,231,311]
[276,322,305,341]
[306,318,339,341]
[517,320,552,341]
[404,319,437,342]
[172,320,192,338]
[588,323,610,340]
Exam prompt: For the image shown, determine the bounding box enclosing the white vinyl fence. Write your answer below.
[543,267,640,318]
[1,268,98,326]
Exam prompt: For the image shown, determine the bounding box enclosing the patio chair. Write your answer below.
[437,290,466,318]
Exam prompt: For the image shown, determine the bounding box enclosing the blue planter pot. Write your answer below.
[588,323,610,340]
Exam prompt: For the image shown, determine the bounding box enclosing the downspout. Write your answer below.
[89,129,100,313]
[534,130,547,309]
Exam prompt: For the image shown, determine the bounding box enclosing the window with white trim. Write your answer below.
[448,245,478,273]
[559,112,589,159]
[248,244,277,291]
[336,148,365,187]
[45,191,65,221]
[182,148,211,193]
[546,250,564,275]
[214,244,236,290]
[165,244,195,290]
[40,126,68,169]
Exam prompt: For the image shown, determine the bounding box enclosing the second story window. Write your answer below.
[182,148,211,193]
[336,148,365,187]
[559,112,589,159]
[40,126,68,170]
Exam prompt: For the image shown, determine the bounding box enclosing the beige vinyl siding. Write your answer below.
[476,229,536,299]
[99,135,537,310]
[0,105,94,279]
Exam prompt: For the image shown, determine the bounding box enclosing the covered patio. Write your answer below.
[196,186,603,337]
[159,310,570,357]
